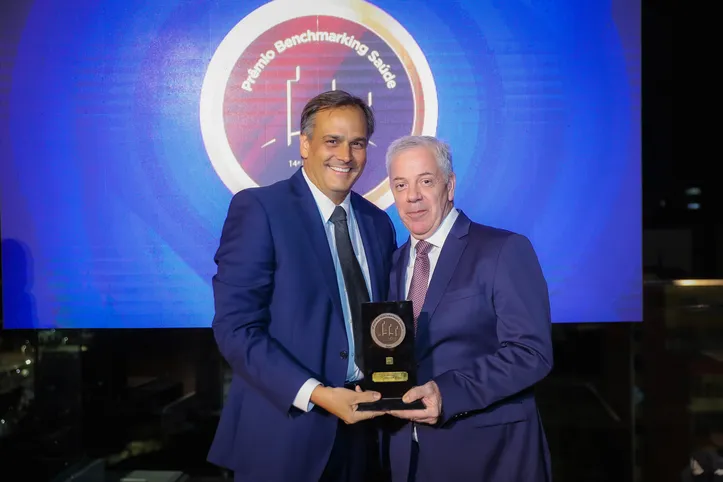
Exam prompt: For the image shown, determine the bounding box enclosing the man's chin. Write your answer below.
[326,184,355,201]
[327,177,358,192]
[407,223,432,239]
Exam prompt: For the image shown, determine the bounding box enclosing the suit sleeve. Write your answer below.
[434,234,553,423]
[212,190,315,414]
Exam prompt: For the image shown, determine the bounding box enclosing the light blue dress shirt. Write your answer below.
[292,168,373,411]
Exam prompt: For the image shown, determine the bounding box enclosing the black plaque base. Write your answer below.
[356,301,422,412]
[357,398,425,412]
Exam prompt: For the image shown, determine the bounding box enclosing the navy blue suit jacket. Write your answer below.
[208,169,396,481]
[387,211,553,482]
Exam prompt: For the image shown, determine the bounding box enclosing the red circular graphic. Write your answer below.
[222,15,415,195]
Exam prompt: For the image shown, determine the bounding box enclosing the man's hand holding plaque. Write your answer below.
[387,380,442,424]
[357,300,425,411]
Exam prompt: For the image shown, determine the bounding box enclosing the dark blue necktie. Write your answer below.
[330,205,370,371]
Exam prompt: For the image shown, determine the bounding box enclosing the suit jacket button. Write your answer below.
[340,350,348,359]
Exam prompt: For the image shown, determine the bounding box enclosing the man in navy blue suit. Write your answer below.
[208,90,396,481]
[383,136,553,481]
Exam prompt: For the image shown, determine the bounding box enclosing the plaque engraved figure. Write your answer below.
[370,313,406,349]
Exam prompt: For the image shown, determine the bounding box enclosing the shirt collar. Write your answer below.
[410,207,459,252]
[302,167,352,222]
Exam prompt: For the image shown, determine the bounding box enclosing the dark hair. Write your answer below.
[299,90,375,139]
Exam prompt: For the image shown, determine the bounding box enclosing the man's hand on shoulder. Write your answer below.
[387,380,442,425]
[310,385,385,424]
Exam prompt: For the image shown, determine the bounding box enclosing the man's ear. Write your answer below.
[300,134,310,159]
[447,172,456,202]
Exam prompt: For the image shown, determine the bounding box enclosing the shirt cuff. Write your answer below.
[292,378,322,412]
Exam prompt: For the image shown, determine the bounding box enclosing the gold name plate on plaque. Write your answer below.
[372,371,409,383]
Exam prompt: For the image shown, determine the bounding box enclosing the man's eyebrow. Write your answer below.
[392,172,437,182]
[322,134,368,143]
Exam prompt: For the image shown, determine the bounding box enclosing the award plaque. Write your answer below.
[356,300,425,411]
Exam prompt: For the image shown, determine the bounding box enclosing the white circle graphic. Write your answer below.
[199,0,438,210]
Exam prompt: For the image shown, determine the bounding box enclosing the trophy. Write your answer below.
[356,300,424,411]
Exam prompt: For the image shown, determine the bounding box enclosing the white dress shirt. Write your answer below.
[403,207,459,441]
[292,168,373,412]
[404,208,460,298]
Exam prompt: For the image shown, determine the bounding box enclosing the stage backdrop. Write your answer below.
[0,0,641,328]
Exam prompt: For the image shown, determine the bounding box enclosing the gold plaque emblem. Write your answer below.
[370,313,406,349]
[372,371,409,383]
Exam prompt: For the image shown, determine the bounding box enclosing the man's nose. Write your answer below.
[336,143,352,162]
[407,185,421,202]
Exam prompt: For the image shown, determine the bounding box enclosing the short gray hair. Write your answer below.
[385,136,453,182]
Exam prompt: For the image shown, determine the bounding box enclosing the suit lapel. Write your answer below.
[290,170,343,318]
[416,212,470,354]
[393,240,411,301]
[352,194,382,302]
